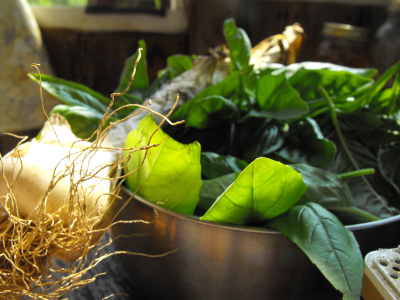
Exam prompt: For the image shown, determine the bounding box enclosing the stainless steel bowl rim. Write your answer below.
[122,186,400,234]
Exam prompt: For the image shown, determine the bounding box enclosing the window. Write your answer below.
[28,0,88,6]
[29,0,187,33]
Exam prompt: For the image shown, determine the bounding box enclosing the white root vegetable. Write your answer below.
[0,54,182,299]
[0,115,119,224]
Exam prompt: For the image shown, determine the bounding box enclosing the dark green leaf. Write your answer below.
[356,114,400,149]
[201,152,248,179]
[256,73,308,119]
[197,173,236,212]
[223,18,251,72]
[378,143,400,195]
[327,134,399,217]
[172,68,251,122]
[49,104,103,139]
[279,118,336,168]
[234,118,285,163]
[185,96,240,129]
[338,112,383,133]
[269,202,363,300]
[290,164,378,224]
[200,157,307,224]
[291,164,352,204]
[28,73,110,114]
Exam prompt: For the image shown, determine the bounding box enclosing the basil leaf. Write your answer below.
[328,134,398,218]
[378,143,400,195]
[223,18,251,72]
[269,202,363,300]
[278,118,336,168]
[185,96,240,129]
[200,157,307,224]
[256,73,308,120]
[355,114,400,148]
[123,114,202,215]
[269,62,377,79]
[289,164,379,224]
[287,69,373,109]
[368,88,394,113]
[49,104,104,139]
[197,173,236,212]
[116,39,149,94]
[235,118,285,163]
[201,152,248,179]
[172,67,252,122]
[28,73,110,114]
[158,54,194,80]
[340,60,400,111]
[387,72,400,116]
[291,164,353,206]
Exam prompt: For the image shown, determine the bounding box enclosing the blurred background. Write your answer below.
[0,0,396,152]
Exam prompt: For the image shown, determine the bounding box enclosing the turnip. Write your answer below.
[0,54,182,299]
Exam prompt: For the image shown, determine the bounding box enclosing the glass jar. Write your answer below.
[316,22,369,68]
[370,0,400,76]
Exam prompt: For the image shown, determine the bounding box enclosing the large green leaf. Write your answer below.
[223,18,251,72]
[197,173,236,213]
[269,62,378,79]
[278,118,336,168]
[200,157,307,224]
[123,114,202,215]
[28,73,110,114]
[269,202,363,300]
[256,73,308,120]
[287,69,373,109]
[200,152,248,179]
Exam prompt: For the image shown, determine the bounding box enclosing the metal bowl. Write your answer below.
[110,187,400,300]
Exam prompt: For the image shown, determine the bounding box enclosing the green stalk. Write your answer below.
[319,87,359,170]
[330,206,381,222]
[338,168,375,179]
[319,86,393,214]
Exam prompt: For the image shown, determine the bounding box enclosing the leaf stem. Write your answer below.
[330,206,381,222]
[319,87,360,171]
[338,168,375,179]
